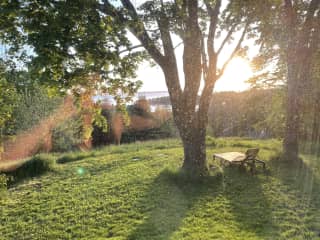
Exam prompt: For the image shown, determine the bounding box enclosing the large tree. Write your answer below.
[282,0,320,160]
[102,0,254,174]
[249,0,320,160]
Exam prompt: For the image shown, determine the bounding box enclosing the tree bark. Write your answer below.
[282,0,320,161]
[283,73,300,160]
[311,93,320,153]
[181,127,207,174]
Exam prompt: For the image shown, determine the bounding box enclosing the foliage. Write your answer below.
[121,118,179,143]
[0,0,143,102]
[92,107,114,146]
[246,0,320,159]
[209,88,285,138]
[247,0,319,87]
[1,1,143,148]
[4,84,62,136]
[1,138,320,239]
[52,117,83,153]
[127,98,152,118]
[93,99,178,146]
[0,173,8,193]
[0,61,19,134]
[300,50,320,146]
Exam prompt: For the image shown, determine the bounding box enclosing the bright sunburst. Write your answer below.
[214,57,253,92]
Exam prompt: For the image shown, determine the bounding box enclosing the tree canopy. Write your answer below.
[0,0,142,97]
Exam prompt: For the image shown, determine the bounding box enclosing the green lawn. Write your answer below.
[1,138,320,240]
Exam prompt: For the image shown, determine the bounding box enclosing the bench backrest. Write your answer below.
[245,148,259,160]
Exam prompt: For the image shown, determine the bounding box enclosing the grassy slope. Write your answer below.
[1,138,320,240]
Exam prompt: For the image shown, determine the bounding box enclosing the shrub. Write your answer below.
[7,154,55,185]
[0,173,8,192]
[121,118,179,143]
[52,117,82,152]
[4,85,62,136]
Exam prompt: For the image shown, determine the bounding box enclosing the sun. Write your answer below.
[214,57,253,92]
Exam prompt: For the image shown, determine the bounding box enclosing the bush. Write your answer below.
[0,174,8,192]
[52,117,82,152]
[121,119,179,143]
[5,85,62,136]
[6,154,55,185]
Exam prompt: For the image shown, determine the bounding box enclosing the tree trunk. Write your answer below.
[181,127,207,174]
[311,93,320,153]
[283,44,313,160]
[282,0,320,161]
[283,71,300,160]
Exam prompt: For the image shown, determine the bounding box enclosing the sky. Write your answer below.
[133,34,256,93]
[137,57,253,92]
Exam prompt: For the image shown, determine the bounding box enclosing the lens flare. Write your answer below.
[77,167,85,175]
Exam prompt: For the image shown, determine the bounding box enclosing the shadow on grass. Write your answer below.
[128,167,277,239]
[223,166,278,237]
[5,155,55,187]
[56,150,110,164]
[56,154,91,164]
[269,156,317,192]
[268,155,320,237]
[128,169,221,240]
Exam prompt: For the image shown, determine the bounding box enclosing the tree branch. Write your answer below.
[118,45,143,54]
[157,1,176,60]
[217,23,249,79]
[301,0,320,40]
[216,23,237,56]
[174,41,183,49]
[201,34,208,80]
[204,0,221,57]
[283,0,296,33]
[304,0,320,27]
[102,0,165,67]
[157,0,182,94]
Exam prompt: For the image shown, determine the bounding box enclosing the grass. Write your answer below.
[1,138,320,240]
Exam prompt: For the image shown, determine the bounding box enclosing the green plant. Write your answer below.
[7,154,55,185]
[52,117,82,152]
[5,84,62,136]
[0,173,8,191]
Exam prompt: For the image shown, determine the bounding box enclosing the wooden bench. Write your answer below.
[213,148,266,173]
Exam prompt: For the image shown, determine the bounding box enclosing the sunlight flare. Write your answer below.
[215,57,253,92]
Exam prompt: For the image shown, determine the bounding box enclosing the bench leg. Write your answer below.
[255,159,266,170]
[250,163,256,174]
[239,161,246,171]
[220,159,224,166]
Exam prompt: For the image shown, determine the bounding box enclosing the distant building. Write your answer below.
[137,91,169,99]
[94,91,171,112]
